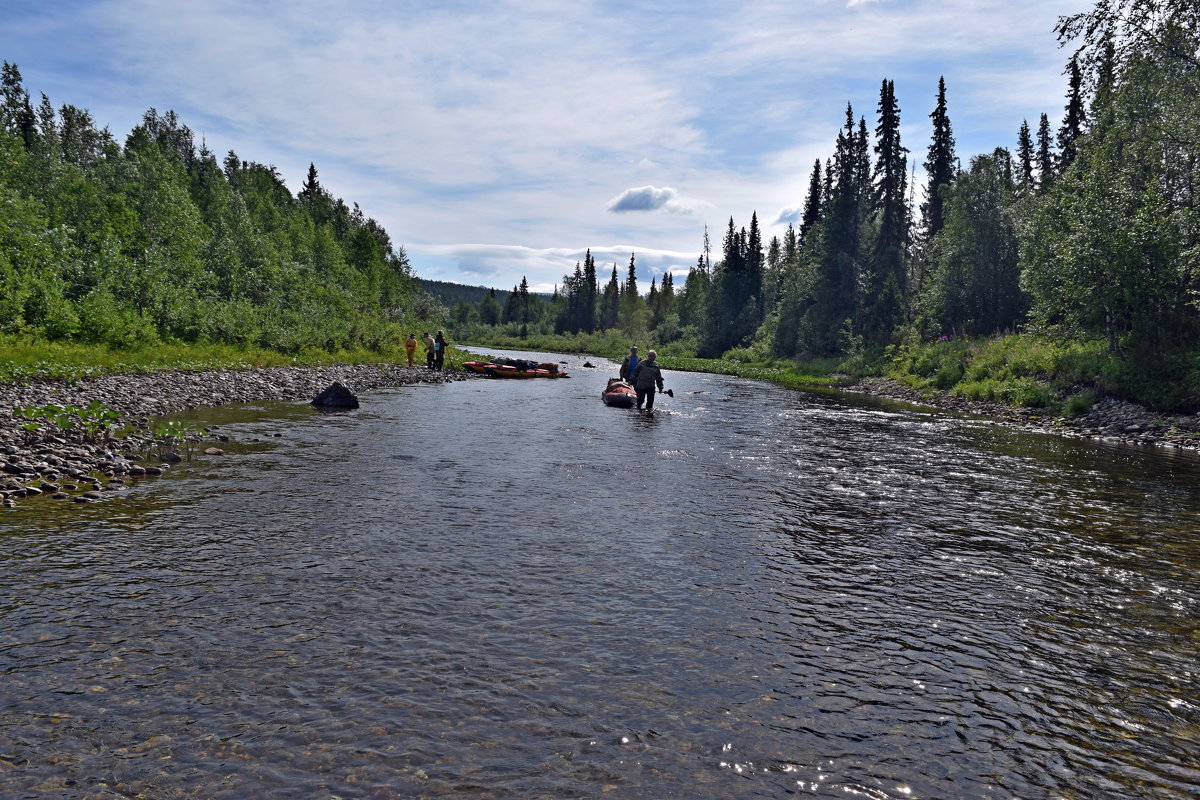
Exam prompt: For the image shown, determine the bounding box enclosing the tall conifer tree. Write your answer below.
[1057,57,1087,171]
[746,211,764,325]
[922,76,956,240]
[619,253,643,331]
[1036,113,1055,190]
[800,159,823,246]
[802,104,867,354]
[1016,119,1035,191]
[581,248,598,333]
[868,78,909,340]
[600,265,620,329]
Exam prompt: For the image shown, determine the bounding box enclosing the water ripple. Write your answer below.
[2,350,1198,798]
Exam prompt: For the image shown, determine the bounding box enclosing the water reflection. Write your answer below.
[1,349,1198,799]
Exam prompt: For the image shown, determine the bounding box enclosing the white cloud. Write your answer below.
[773,206,804,226]
[606,186,694,214]
[7,0,1097,288]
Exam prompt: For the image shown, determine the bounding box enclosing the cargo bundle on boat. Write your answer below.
[462,357,569,379]
[601,378,636,408]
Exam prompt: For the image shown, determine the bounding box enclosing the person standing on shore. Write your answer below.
[423,332,436,368]
[619,346,639,383]
[434,330,447,370]
[631,350,664,411]
[404,334,417,367]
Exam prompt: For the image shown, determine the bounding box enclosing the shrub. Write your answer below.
[1065,390,1097,417]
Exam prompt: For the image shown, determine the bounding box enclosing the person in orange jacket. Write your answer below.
[403,333,417,367]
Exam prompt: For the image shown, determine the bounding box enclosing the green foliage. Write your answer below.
[149,419,202,461]
[956,376,1053,408]
[919,149,1025,336]
[0,333,436,385]
[1065,390,1097,417]
[885,333,1200,412]
[0,76,420,358]
[13,400,121,444]
[8,7,1198,418]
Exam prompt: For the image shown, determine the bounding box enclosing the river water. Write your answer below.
[1,349,1198,799]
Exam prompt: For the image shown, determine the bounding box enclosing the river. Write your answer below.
[1,348,1198,799]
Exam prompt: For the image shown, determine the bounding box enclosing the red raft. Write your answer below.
[462,360,569,379]
[601,378,636,408]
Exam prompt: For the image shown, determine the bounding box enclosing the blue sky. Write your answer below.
[2,0,1092,292]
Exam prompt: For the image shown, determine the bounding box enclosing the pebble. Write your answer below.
[846,377,1200,454]
[0,362,475,510]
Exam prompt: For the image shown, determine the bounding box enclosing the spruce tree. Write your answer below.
[0,61,35,148]
[647,277,660,326]
[868,78,909,341]
[619,253,644,331]
[746,211,764,325]
[805,103,866,354]
[765,235,783,318]
[678,256,710,330]
[854,116,872,207]
[581,248,598,333]
[822,157,834,206]
[659,271,675,320]
[800,159,823,245]
[517,276,531,324]
[479,287,501,325]
[922,76,956,240]
[1016,119,1035,191]
[600,265,620,330]
[1057,57,1087,171]
[502,284,520,323]
[1036,113,1055,191]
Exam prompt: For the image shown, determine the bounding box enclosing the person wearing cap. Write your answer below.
[630,350,665,411]
[619,346,639,383]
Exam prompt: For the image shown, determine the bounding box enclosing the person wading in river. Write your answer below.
[619,346,639,383]
[631,350,665,411]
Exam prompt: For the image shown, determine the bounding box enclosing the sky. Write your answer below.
[2,0,1094,293]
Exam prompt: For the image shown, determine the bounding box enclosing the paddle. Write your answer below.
[664,389,674,397]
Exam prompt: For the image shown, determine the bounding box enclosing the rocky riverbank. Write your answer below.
[845,376,1200,454]
[0,363,471,509]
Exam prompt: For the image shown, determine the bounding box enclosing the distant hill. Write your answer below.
[417,278,552,306]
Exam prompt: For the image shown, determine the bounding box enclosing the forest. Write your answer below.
[0,70,418,354]
[452,1,1200,410]
[1,1,1197,409]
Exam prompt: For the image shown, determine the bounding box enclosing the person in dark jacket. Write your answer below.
[434,330,447,370]
[631,350,664,410]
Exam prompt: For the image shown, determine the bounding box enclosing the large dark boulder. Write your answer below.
[311,381,360,409]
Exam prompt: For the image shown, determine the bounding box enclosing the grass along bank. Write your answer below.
[7,327,1194,421]
[463,329,850,391]
[883,333,1200,416]
[467,328,1200,418]
[0,334,477,385]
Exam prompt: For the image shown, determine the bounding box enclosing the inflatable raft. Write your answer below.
[462,360,569,379]
[601,378,637,408]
